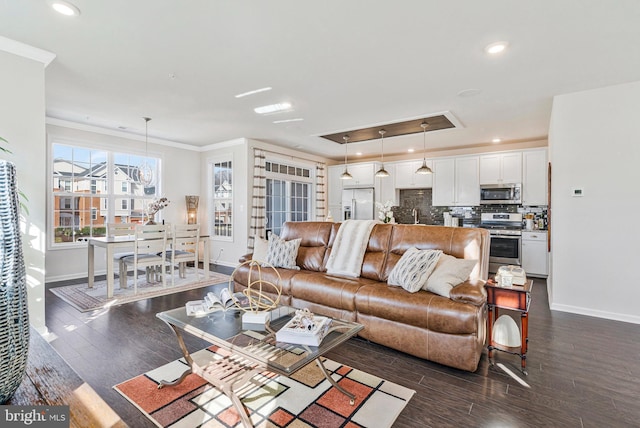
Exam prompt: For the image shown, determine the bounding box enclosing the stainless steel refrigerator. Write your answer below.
[341,188,375,220]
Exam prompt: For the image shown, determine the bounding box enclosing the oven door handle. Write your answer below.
[490,234,521,239]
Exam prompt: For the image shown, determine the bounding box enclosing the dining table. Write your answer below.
[87,234,210,299]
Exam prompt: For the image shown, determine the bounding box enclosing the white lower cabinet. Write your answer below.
[521,231,548,277]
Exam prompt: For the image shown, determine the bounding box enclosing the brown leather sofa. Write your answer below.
[234,221,490,372]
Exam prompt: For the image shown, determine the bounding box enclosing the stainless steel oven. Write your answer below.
[480,213,523,273]
[488,231,521,273]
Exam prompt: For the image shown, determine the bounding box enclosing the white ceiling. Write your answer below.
[2,0,640,160]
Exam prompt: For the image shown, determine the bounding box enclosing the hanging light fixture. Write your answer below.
[375,129,390,178]
[139,117,154,186]
[340,134,353,180]
[415,121,433,174]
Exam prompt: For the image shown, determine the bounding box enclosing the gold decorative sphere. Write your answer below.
[228,259,282,313]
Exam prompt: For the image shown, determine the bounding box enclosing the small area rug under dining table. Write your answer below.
[49,269,230,312]
[114,346,414,428]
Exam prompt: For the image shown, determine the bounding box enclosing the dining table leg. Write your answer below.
[87,241,95,288]
[105,243,115,298]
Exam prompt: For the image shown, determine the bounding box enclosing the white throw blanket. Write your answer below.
[326,220,379,278]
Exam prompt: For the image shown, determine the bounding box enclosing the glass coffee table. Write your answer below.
[156,306,363,428]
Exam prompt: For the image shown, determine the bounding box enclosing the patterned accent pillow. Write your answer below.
[388,247,442,293]
[423,254,477,298]
[266,234,301,270]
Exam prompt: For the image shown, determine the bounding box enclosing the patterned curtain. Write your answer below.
[315,162,326,221]
[248,149,266,250]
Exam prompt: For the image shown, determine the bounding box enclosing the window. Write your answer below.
[210,159,232,239]
[265,160,312,236]
[51,143,161,246]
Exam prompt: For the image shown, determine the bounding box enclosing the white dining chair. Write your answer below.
[120,224,170,293]
[166,223,200,286]
[107,222,136,288]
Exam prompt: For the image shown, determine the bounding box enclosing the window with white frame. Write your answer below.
[265,160,312,236]
[51,143,161,246]
[210,159,233,239]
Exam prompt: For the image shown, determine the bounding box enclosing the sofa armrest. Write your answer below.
[449,279,487,306]
[239,253,252,263]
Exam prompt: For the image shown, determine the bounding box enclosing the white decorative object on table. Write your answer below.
[229,259,282,324]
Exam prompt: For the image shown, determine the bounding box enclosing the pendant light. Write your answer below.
[415,121,433,174]
[375,129,390,178]
[340,134,353,180]
[139,117,154,186]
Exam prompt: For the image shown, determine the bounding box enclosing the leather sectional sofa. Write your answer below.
[234,221,490,372]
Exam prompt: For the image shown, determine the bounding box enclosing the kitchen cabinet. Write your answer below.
[521,231,548,277]
[432,156,479,206]
[522,149,548,206]
[327,165,344,206]
[480,152,522,184]
[376,163,397,206]
[394,160,433,189]
[432,158,455,206]
[346,162,376,187]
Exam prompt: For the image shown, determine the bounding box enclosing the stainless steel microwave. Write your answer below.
[480,183,521,204]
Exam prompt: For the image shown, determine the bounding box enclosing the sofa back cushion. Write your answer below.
[361,224,393,281]
[385,225,489,281]
[281,222,333,271]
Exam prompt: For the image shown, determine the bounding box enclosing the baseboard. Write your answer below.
[46,271,106,283]
[213,260,239,268]
[550,302,640,325]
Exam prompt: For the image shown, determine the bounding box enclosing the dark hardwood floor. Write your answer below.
[44,270,640,427]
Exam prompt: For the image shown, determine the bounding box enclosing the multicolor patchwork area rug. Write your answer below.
[114,347,414,428]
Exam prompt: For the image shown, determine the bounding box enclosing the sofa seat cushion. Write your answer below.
[233,263,300,296]
[290,273,377,312]
[354,283,481,335]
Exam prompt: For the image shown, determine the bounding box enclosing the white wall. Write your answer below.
[0,51,48,333]
[548,80,640,324]
[45,123,201,281]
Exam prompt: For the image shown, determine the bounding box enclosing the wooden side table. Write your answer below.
[485,278,533,375]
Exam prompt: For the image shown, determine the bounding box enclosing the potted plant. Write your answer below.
[0,136,30,403]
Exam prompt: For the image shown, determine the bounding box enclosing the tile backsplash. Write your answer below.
[392,188,547,228]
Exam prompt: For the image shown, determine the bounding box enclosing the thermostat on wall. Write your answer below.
[571,187,584,197]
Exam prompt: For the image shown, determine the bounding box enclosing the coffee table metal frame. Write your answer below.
[156,306,363,428]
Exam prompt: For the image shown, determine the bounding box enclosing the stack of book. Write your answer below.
[276,315,332,346]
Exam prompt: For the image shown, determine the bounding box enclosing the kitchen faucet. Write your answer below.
[412,208,419,224]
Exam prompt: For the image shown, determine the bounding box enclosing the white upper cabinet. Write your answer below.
[432,158,456,206]
[455,156,480,206]
[394,160,433,189]
[376,163,397,205]
[433,156,479,206]
[327,165,345,206]
[522,148,548,206]
[346,163,376,187]
[479,152,522,184]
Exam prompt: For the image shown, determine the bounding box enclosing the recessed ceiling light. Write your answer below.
[407,148,415,153]
[273,118,304,124]
[485,41,509,55]
[254,102,292,115]
[492,138,502,143]
[235,87,272,98]
[49,1,80,16]
[356,152,363,156]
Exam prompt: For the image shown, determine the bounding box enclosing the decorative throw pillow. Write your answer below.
[423,254,477,298]
[388,247,442,293]
[266,234,301,270]
[252,236,269,263]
